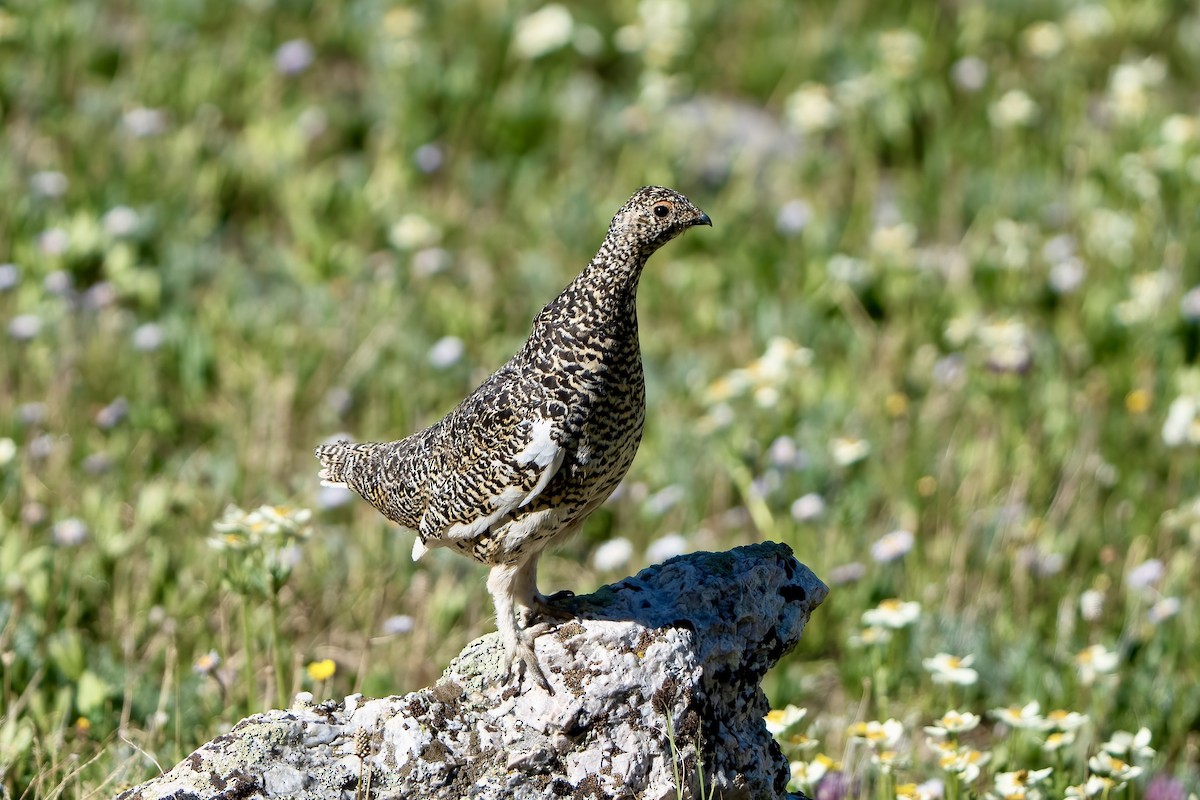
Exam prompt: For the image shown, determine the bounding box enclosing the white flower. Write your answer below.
[1040,730,1076,752]
[512,4,573,59]
[831,436,871,467]
[1063,5,1113,41]
[1065,776,1113,799]
[102,206,140,237]
[993,768,1053,799]
[1075,644,1119,685]
[1126,558,1164,590]
[861,598,921,629]
[427,336,465,369]
[592,537,634,572]
[1116,271,1174,325]
[848,718,904,749]
[790,493,826,522]
[30,170,69,198]
[388,213,440,250]
[922,653,978,685]
[785,83,840,134]
[951,57,988,92]
[192,650,221,676]
[1022,22,1064,59]
[1102,728,1154,760]
[924,710,981,738]
[52,518,89,547]
[123,107,167,137]
[0,438,15,466]
[765,704,807,735]
[990,90,1039,129]
[381,614,414,635]
[1088,753,1143,783]
[935,745,989,782]
[1079,589,1105,621]
[316,484,354,510]
[977,317,1032,373]
[645,533,687,563]
[870,529,914,563]
[1147,596,1181,624]
[849,625,893,647]
[789,756,829,791]
[991,702,1044,730]
[38,227,70,256]
[8,314,41,341]
[1040,709,1089,732]
[1163,393,1200,446]
[776,199,813,236]
[132,322,165,352]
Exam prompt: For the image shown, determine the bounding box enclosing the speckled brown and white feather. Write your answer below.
[315,186,711,689]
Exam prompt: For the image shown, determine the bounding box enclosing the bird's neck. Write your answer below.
[570,237,650,325]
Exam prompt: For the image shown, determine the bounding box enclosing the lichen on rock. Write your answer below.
[117,541,827,800]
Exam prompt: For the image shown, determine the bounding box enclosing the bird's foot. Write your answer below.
[508,622,555,693]
[518,590,576,628]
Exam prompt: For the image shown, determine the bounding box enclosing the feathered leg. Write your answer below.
[487,562,553,692]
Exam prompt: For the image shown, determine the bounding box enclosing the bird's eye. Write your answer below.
[653,202,672,218]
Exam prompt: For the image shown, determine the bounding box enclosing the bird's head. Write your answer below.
[608,186,712,255]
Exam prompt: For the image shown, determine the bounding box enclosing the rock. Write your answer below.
[117,542,827,800]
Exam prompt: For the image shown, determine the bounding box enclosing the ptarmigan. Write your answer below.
[315,186,711,689]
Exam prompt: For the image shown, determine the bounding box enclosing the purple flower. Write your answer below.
[0,264,19,291]
[1144,775,1187,800]
[816,771,857,800]
[414,144,444,174]
[95,397,129,429]
[275,39,314,76]
[52,517,89,547]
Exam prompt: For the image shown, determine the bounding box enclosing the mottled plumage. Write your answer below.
[315,186,711,689]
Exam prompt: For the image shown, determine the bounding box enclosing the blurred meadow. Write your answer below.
[1,0,1199,796]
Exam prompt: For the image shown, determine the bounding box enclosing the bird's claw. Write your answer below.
[508,625,554,693]
[518,590,576,627]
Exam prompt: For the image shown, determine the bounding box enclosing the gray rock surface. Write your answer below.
[117,541,827,800]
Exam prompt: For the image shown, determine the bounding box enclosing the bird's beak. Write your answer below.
[691,211,713,227]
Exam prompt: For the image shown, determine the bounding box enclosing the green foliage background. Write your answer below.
[1,0,1198,794]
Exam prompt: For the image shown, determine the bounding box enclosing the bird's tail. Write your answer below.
[314,440,379,488]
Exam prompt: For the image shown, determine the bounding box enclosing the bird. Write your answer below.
[314,186,711,690]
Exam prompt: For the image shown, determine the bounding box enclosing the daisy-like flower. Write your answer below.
[936,745,989,782]
[765,704,807,736]
[848,719,905,750]
[1088,753,1144,783]
[1102,728,1154,760]
[923,653,978,685]
[1041,709,1089,732]
[831,436,871,467]
[1076,644,1119,685]
[512,4,573,59]
[870,529,915,563]
[871,748,908,774]
[192,650,222,676]
[993,768,1053,800]
[849,626,893,647]
[862,598,921,629]
[1040,730,1076,753]
[925,710,981,739]
[1066,776,1114,798]
[1147,597,1181,624]
[789,753,838,792]
[991,701,1043,730]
